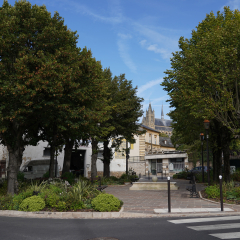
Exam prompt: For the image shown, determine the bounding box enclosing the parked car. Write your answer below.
[190,166,212,173]
[20,159,59,179]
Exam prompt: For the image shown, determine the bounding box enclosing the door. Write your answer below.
[70,150,85,176]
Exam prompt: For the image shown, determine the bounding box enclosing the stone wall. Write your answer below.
[128,162,146,175]
[87,171,125,178]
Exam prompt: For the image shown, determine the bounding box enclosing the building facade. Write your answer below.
[141,103,173,136]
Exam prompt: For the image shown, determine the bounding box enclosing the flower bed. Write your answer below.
[0,178,123,212]
[202,181,240,205]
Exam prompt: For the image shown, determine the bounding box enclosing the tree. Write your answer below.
[162,7,240,182]
[101,69,143,177]
[0,0,81,193]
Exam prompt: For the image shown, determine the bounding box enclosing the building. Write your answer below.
[0,105,187,178]
[141,103,173,136]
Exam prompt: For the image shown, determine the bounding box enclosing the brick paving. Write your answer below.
[105,178,240,214]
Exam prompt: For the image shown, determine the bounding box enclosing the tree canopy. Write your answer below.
[162,7,240,181]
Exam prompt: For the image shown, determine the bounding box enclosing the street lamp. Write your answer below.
[200,133,204,183]
[204,120,210,185]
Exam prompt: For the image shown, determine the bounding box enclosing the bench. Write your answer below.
[186,183,199,198]
[186,175,199,198]
[90,177,107,192]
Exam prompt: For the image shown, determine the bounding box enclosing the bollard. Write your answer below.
[148,171,150,180]
[167,176,171,213]
[162,171,163,180]
[219,175,223,211]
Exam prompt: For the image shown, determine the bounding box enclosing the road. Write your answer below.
[1,215,240,240]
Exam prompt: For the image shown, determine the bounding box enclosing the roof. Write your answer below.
[159,137,174,148]
[155,118,173,128]
[141,124,159,133]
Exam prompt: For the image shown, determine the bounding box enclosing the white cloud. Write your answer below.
[147,44,171,59]
[222,0,240,10]
[117,35,137,73]
[139,39,147,47]
[118,33,132,40]
[137,78,163,95]
[53,0,124,24]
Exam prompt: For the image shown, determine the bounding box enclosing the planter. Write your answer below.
[152,176,158,182]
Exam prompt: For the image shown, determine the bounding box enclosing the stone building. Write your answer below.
[141,103,173,136]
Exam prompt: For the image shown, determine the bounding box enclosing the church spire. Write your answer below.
[161,104,164,119]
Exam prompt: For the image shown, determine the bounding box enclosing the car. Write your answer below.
[190,166,212,173]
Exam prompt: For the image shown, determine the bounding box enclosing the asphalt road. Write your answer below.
[1,215,240,240]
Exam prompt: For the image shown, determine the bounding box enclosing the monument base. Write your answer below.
[129,182,179,190]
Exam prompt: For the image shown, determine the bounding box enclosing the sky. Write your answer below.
[3,0,240,121]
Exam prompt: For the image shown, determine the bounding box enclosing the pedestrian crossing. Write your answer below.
[168,216,240,239]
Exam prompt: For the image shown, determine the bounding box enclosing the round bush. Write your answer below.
[91,194,121,212]
[19,195,45,212]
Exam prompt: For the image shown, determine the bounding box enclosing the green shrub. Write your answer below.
[19,196,45,212]
[0,180,7,196]
[0,194,13,210]
[205,185,220,199]
[61,172,76,185]
[11,190,33,210]
[43,171,49,179]
[70,179,100,202]
[91,193,121,212]
[44,191,60,208]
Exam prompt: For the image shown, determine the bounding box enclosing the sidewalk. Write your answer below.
[1,178,240,219]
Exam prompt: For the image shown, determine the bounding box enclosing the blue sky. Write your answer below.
[3,0,240,121]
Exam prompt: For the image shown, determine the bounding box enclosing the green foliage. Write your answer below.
[70,179,100,202]
[0,180,7,196]
[10,190,33,210]
[19,196,45,212]
[159,132,169,137]
[161,7,240,182]
[91,193,121,212]
[173,170,189,179]
[0,194,13,210]
[17,172,25,182]
[205,185,220,199]
[43,171,49,179]
[61,172,76,185]
[28,180,47,193]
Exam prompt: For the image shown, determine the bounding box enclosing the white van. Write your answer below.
[21,159,59,179]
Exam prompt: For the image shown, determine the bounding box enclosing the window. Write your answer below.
[43,147,51,156]
[130,144,134,150]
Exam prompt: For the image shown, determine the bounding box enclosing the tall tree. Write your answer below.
[162,7,240,181]
[101,69,143,177]
[0,0,80,193]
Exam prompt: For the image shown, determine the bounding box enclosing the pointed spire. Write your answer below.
[161,104,164,119]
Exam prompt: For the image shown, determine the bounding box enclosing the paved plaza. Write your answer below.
[1,177,240,219]
[105,178,240,214]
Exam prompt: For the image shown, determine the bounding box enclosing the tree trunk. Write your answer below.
[103,140,111,177]
[62,139,74,175]
[91,139,98,179]
[7,145,23,195]
[223,146,231,182]
[49,135,57,178]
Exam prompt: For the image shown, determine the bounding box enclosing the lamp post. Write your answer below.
[126,140,129,175]
[204,120,210,185]
[200,133,204,183]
